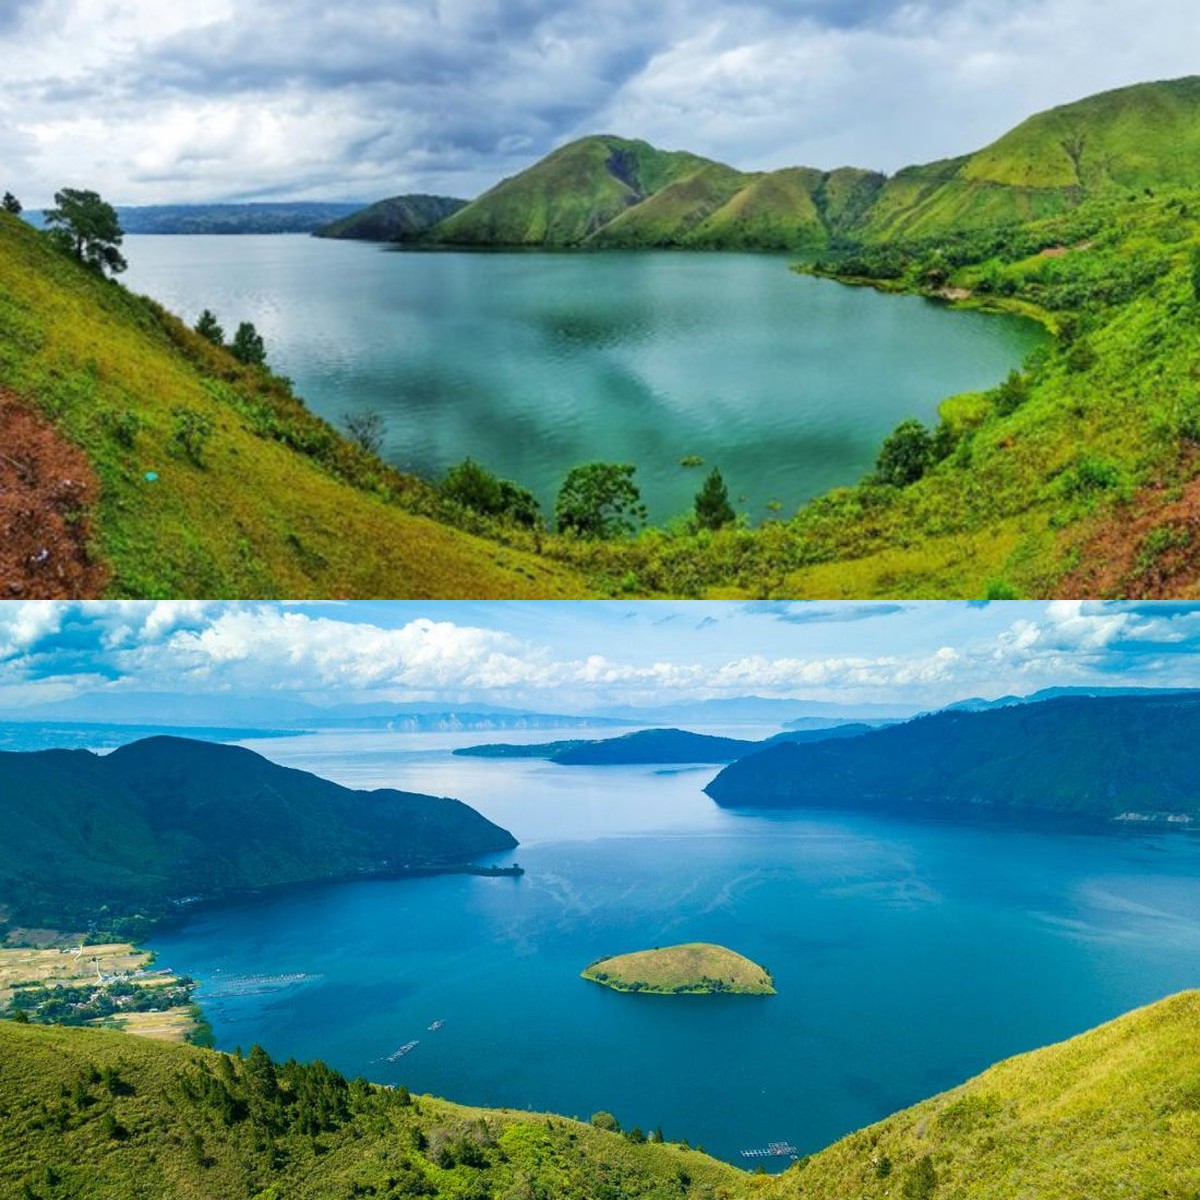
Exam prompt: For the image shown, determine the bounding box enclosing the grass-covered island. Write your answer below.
[582,942,775,995]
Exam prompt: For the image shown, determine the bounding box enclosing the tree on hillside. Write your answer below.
[874,419,933,487]
[693,467,735,530]
[230,321,267,366]
[2,192,21,215]
[342,409,385,455]
[43,188,127,275]
[555,462,646,539]
[441,457,541,528]
[195,309,225,346]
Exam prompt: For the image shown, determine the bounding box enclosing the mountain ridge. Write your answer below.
[324,77,1200,250]
[0,735,517,935]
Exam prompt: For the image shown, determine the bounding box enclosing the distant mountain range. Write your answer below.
[318,77,1200,250]
[27,202,368,235]
[0,736,516,934]
[705,693,1200,824]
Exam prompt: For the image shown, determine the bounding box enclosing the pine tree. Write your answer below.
[195,309,225,346]
[693,467,735,530]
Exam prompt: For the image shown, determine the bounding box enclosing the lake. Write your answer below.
[122,237,1043,523]
[147,729,1200,1169]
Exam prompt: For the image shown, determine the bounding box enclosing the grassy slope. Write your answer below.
[572,186,1200,599]
[583,943,776,995]
[0,211,587,598]
[0,1020,748,1200]
[861,76,1200,239]
[5,991,1200,1197]
[779,991,1200,1200]
[429,136,718,246]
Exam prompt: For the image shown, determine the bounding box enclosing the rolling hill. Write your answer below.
[0,736,517,934]
[315,193,467,241]
[4,989,1200,1197]
[427,135,720,246]
[706,693,1200,821]
[0,206,587,598]
[400,77,1200,250]
[860,76,1200,239]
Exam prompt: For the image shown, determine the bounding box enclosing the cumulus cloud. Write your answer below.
[1,601,1199,715]
[1,0,1198,204]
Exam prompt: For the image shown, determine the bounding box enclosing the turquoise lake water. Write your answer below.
[147,730,1200,1169]
[122,237,1043,522]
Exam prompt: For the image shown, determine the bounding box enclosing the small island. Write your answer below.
[581,943,775,995]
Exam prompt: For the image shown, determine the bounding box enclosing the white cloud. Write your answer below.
[2,0,1199,204]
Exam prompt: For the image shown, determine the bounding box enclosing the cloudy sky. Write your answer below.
[2,600,1200,716]
[1,0,1197,206]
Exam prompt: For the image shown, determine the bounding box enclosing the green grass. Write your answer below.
[778,991,1200,1200]
[5,990,1200,1197]
[582,943,776,995]
[0,210,589,598]
[429,135,719,246]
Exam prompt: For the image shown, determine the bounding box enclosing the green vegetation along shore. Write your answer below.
[5,989,1200,1197]
[582,943,776,995]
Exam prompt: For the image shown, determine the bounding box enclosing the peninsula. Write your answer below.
[582,943,775,995]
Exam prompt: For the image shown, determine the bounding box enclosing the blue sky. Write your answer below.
[1,1,1197,205]
[3,600,1200,714]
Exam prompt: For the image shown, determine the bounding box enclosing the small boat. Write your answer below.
[427,1019,445,1032]
[387,1040,419,1062]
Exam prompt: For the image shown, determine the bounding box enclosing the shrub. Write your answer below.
[170,408,216,467]
[875,419,934,487]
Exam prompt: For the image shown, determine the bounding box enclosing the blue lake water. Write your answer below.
[122,237,1043,523]
[148,729,1200,1167]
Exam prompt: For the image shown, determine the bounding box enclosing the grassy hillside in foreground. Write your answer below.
[778,990,1200,1200]
[5,991,1200,1197]
[582,943,776,995]
[0,209,587,598]
[0,1020,747,1200]
[0,736,516,935]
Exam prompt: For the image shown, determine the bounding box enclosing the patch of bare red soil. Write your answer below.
[1059,472,1200,598]
[0,392,107,598]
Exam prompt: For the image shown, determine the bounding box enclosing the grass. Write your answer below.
[582,942,776,995]
[0,210,589,598]
[5,990,1200,1196]
[778,990,1200,1200]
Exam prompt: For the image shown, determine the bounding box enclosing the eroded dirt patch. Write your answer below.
[0,393,107,598]
[1060,472,1200,598]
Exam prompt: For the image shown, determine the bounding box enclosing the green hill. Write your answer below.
[316,194,467,241]
[706,694,1200,820]
[861,76,1200,239]
[0,208,587,598]
[0,736,517,934]
[0,1020,742,1200]
[779,990,1200,1200]
[5,990,1200,1197]
[427,135,720,246]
